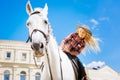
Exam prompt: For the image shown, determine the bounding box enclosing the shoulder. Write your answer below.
[64,32,77,39]
[71,32,78,36]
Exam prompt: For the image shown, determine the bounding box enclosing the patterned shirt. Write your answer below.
[62,33,86,55]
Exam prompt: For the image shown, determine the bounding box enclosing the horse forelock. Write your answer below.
[30,8,42,15]
[34,8,42,12]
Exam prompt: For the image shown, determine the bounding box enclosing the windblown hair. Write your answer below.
[76,25,100,53]
[85,33,100,53]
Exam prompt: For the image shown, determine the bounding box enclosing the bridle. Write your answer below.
[26,11,63,80]
[26,26,53,80]
[26,29,49,44]
[26,11,50,43]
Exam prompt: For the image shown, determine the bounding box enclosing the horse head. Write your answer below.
[26,1,50,57]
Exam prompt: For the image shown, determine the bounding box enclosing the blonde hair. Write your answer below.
[77,25,100,53]
[85,33,100,53]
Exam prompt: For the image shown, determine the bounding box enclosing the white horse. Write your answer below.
[26,1,76,80]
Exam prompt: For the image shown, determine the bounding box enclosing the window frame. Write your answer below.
[4,70,10,80]
[20,71,26,80]
[22,53,27,61]
[6,52,11,59]
[35,72,40,80]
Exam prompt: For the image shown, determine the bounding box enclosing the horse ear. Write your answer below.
[42,3,48,16]
[26,1,33,15]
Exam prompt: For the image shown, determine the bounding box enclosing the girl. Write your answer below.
[61,25,100,80]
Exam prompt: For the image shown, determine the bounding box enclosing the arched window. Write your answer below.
[4,70,10,80]
[35,72,40,80]
[20,71,26,80]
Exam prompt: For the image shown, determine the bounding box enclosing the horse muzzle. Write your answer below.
[31,43,45,57]
[31,43,44,50]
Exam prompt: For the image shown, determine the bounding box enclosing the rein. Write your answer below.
[26,29,53,80]
[26,11,63,80]
[26,28,63,80]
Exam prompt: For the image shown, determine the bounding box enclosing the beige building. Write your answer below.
[0,40,120,80]
[0,40,42,80]
[87,66,120,80]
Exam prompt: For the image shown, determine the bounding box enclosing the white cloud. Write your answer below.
[90,17,109,30]
[90,19,99,29]
[91,25,97,30]
[85,61,105,70]
[90,19,99,25]
[99,17,109,21]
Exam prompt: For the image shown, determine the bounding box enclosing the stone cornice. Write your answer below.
[0,40,32,50]
[0,62,40,68]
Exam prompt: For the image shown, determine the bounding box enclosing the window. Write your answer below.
[4,70,10,80]
[22,53,27,61]
[35,72,40,80]
[20,71,26,80]
[6,52,11,59]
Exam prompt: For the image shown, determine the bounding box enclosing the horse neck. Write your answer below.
[48,35,59,54]
[47,34,62,80]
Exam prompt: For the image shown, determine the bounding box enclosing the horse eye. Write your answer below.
[27,22,30,26]
[44,20,48,24]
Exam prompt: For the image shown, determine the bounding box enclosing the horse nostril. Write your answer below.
[33,43,40,50]
[40,43,44,48]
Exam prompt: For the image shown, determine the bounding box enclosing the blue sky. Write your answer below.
[0,0,120,72]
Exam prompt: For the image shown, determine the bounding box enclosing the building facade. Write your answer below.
[1,40,120,80]
[87,66,120,80]
[0,40,42,80]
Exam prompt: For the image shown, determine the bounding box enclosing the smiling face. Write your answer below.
[26,1,49,57]
[77,28,86,38]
